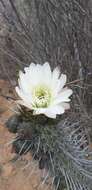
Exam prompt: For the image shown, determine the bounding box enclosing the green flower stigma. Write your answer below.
[32,85,51,108]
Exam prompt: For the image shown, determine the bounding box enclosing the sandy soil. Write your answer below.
[0,80,52,190]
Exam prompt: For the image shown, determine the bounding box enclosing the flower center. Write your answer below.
[32,85,51,108]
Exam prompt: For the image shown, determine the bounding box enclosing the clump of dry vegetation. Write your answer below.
[0,0,92,189]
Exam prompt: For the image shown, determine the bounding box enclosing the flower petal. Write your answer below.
[18,70,32,93]
[45,105,65,118]
[54,88,73,105]
[53,74,67,95]
[33,108,46,115]
[60,102,70,110]
[59,74,67,89]
[41,62,52,85]
[44,112,56,118]
[24,63,35,73]
[52,67,60,81]
[33,107,56,118]
[16,100,32,110]
[27,63,51,86]
[15,87,33,104]
[43,62,51,75]
[51,67,60,90]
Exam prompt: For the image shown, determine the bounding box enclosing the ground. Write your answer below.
[0,80,52,190]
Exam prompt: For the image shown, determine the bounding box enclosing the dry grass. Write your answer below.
[0,0,92,189]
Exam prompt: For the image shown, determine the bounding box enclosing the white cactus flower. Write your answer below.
[16,62,73,118]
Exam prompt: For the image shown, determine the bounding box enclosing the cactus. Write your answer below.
[0,0,92,189]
